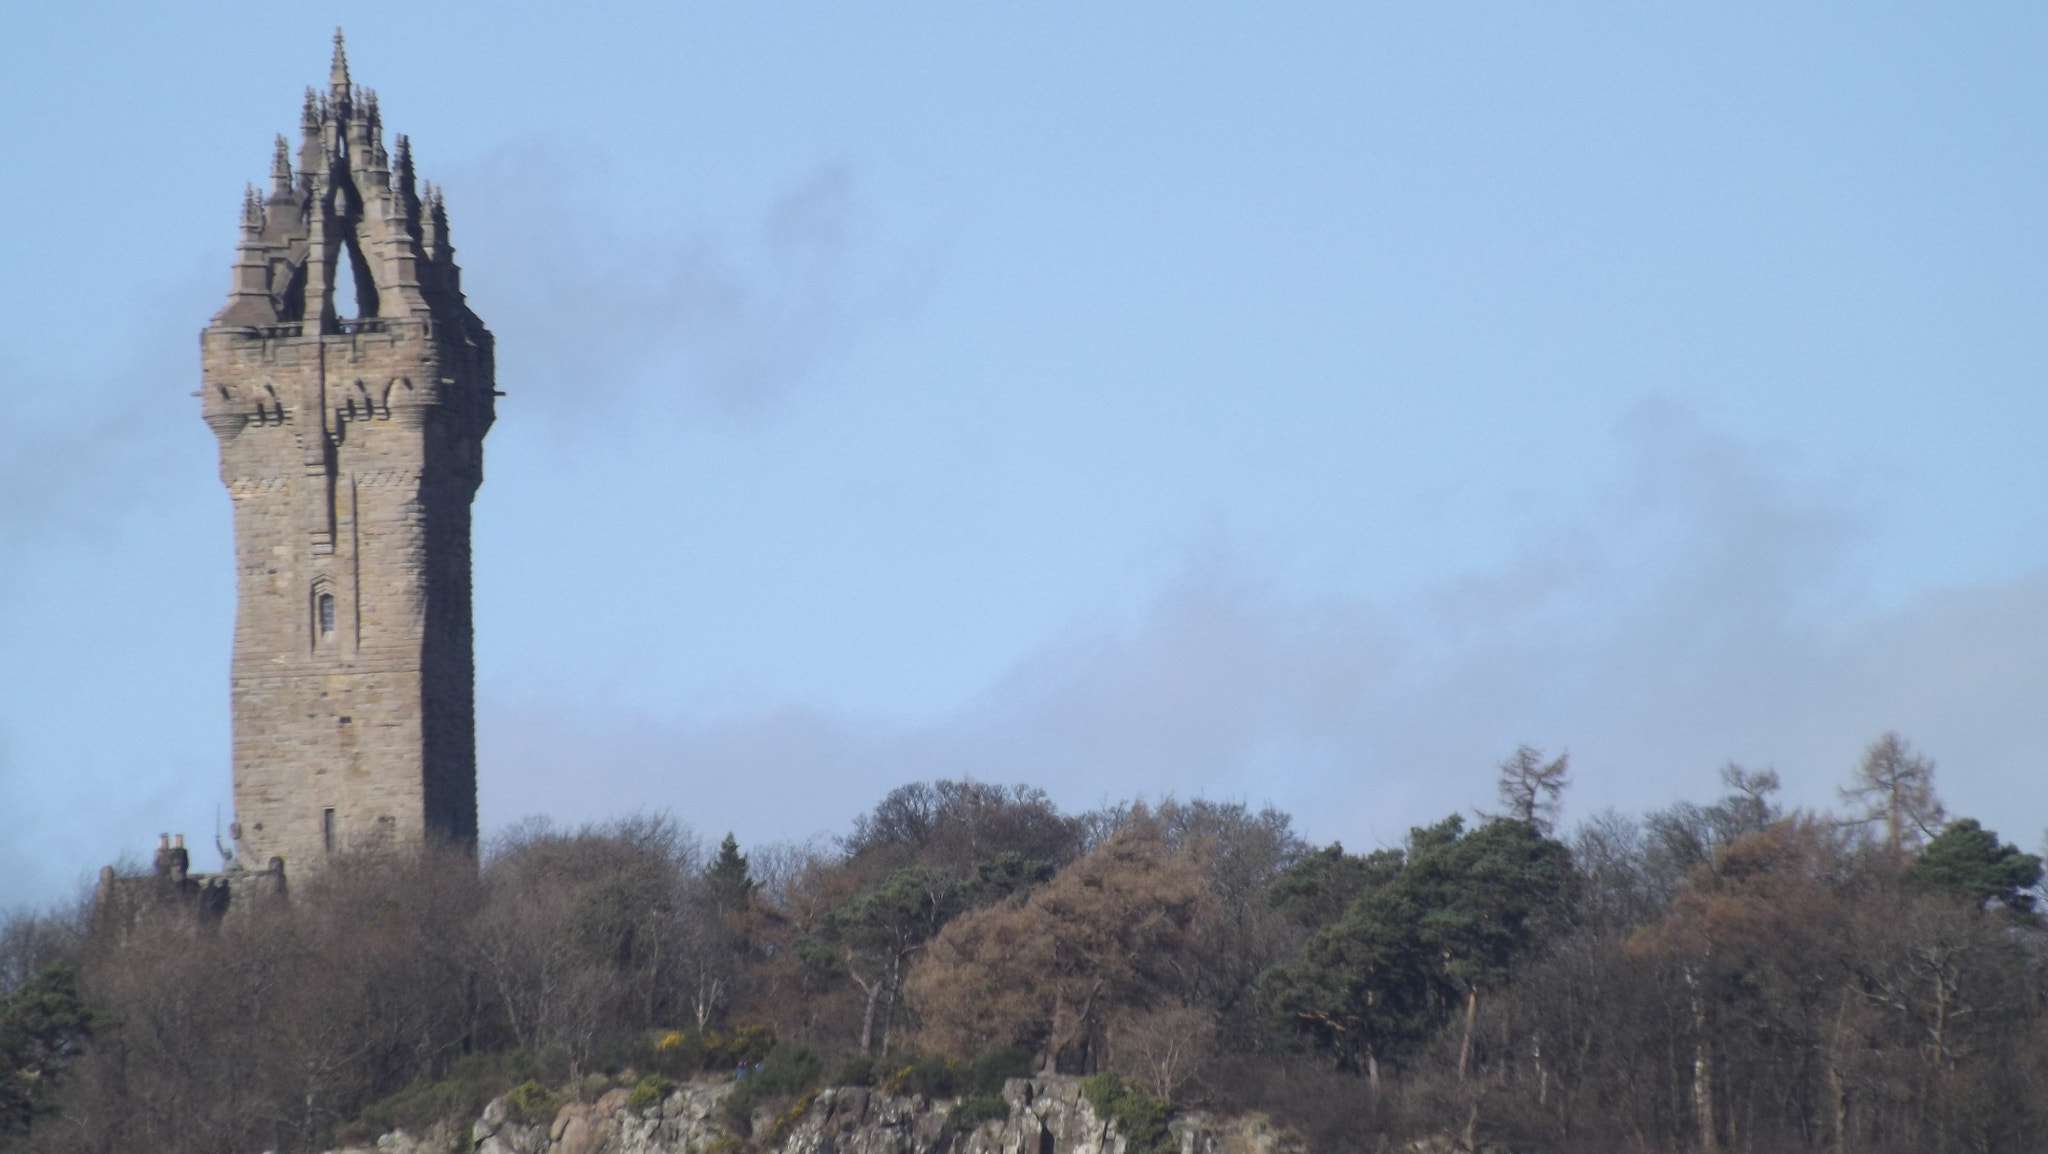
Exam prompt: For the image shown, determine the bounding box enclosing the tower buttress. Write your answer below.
[200,32,495,873]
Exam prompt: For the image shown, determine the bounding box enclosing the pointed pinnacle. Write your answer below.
[329,28,351,98]
[270,134,293,195]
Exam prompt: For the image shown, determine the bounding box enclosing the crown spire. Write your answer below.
[214,32,486,329]
[329,28,351,99]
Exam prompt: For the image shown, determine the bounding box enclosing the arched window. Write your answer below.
[317,592,336,638]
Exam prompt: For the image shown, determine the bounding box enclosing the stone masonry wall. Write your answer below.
[203,321,491,870]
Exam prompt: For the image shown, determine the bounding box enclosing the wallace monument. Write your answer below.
[198,32,494,876]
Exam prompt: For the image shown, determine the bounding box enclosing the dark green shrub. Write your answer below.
[723,1024,778,1068]
[912,1054,964,1098]
[358,1079,458,1135]
[720,1042,824,1130]
[358,1051,559,1136]
[953,1091,1011,1127]
[640,1025,781,1080]
[643,1029,702,1079]
[1080,1072,1173,1154]
[768,1090,820,1144]
[892,1053,964,1098]
[834,1054,877,1087]
[969,1047,1034,1094]
[626,1074,677,1114]
[752,1043,823,1097]
[1080,1072,1120,1115]
[504,1080,561,1126]
[870,1048,1029,1101]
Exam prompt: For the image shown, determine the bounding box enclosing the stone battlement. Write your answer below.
[95,834,288,933]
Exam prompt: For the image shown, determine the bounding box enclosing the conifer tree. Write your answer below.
[1910,818,2043,914]
[707,833,754,912]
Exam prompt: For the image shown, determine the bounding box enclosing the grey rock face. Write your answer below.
[323,1076,1301,1154]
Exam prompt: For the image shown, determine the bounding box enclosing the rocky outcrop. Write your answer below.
[327,1075,1301,1154]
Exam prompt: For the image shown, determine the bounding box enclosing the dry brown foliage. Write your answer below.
[908,810,1214,1069]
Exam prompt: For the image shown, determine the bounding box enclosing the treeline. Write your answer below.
[3,734,2046,1152]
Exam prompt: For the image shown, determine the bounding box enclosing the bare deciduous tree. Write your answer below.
[1496,746,1570,833]
[1109,1002,1218,1099]
[1841,732,1945,859]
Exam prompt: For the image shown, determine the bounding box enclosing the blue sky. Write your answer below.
[4,4,2048,906]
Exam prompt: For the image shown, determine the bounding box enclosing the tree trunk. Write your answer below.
[856,976,883,1056]
[1827,987,1851,1154]
[1367,1048,1381,1099]
[1685,965,1717,1153]
[879,957,902,1058]
[1827,1064,1848,1154]
[1043,988,1064,1074]
[1458,985,1479,1083]
[1693,1040,1716,1153]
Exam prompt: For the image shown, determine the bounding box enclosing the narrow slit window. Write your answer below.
[323,808,336,853]
[317,592,336,637]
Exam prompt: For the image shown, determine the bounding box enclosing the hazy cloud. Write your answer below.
[479,405,2048,851]
[450,146,865,424]
[0,340,199,579]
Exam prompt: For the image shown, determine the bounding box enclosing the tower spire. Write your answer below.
[329,28,351,99]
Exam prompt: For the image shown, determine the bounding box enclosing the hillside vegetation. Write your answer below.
[3,733,2046,1153]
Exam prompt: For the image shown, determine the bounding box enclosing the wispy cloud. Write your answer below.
[0,338,199,581]
[479,405,2048,851]
[449,145,867,425]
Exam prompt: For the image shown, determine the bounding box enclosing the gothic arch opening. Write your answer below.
[332,230,379,320]
[332,247,359,320]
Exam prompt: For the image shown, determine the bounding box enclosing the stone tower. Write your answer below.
[201,32,494,873]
